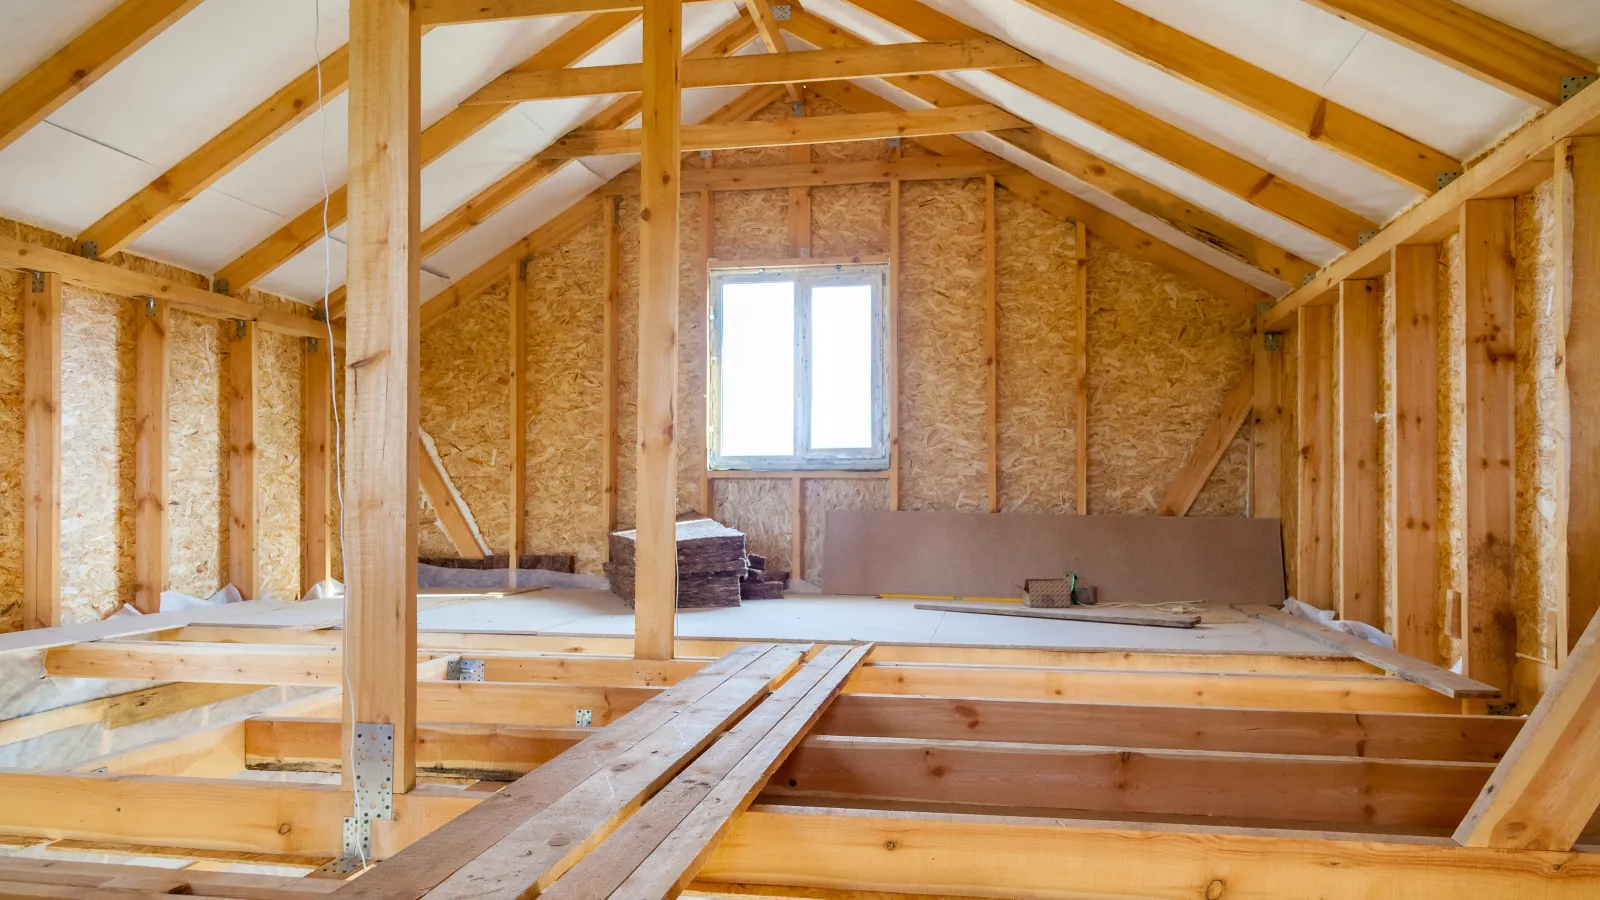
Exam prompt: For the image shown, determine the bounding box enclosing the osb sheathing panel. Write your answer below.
[1514,179,1562,663]
[420,279,510,559]
[615,195,640,530]
[0,267,23,631]
[249,291,303,601]
[803,477,888,585]
[526,218,607,574]
[712,189,788,259]
[898,178,988,512]
[168,310,226,599]
[811,183,889,259]
[711,478,791,573]
[995,189,1077,514]
[1085,234,1253,516]
[1440,233,1467,664]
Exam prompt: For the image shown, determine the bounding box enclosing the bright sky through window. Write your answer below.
[810,284,873,449]
[719,280,795,457]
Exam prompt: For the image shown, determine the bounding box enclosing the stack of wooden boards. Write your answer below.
[606,518,754,608]
[332,642,870,900]
[741,553,785,600]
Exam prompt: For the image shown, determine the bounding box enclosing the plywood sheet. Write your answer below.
[803,478,889,586]
[250,292,303,601]
[823,510,1285,606]
[168,310,226,599]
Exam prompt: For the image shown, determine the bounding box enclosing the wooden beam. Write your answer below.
[1338,279,1381,626]
[213,12,639,296]
[834,0,1378,250]
[0,0,205,154]
[22,271,61,630]
[984,174,999,513]
[133,297,169,614]
[301,332,332,591]
[345,0,421,794]
[1393,244,1442,662]
[744,0,800,102]
[1259,80,1600,331]
[419,435,488,559]
[1299,0,1596,108]
[888,177,902,512]
[1012,0,1460,192]
[468,39,1035,103]
[226,320,257,600]
[1076,222,1089,515]
[1456,611,1600,849]
[633,0,682,663]
[1562,137,1600,657]
[508,259,527,579]
[245,718,587,780]
[1461,198,1517,694]
[416,0,719,23]
[699,154,714,515]
[1156,364,1254,516]
[1296,304,1336,609]
[1250,332,1283,518]
[602,199,621,541]
[790,477,804,584]
[702,806,1600,898]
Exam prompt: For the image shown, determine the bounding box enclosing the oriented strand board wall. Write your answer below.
[252,293,303,601]
[168,311,227,597]
[0,266,24,631]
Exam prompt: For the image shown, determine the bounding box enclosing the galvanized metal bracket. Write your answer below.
[770,4,792,21]
[140,296,157,318]
[886,137,902,149]
[1357,230,1378,246]
[1436,170,1462,191]
[1563,74,1598,104]
[575,708,594,727]
[1302,273,1316,286]
[233,318,248,339]
[79,240,98,261]
[446,659,485,682]
[28,270,44,293]
[317,816,372,876]
[212,278,230,296]
[1263,332,1282,352]
[699,149,713,159]
[352,723,395,823]
[791,101,805,118]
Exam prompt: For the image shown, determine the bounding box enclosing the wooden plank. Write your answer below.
[1461,198,1518,694]
[602,199,621,541]
[0,0,205,154]
[245,719,588,781]
[1296,303,1336,609]
[1393,244,1442,662]
[745,0,801,102]
[1075,222,1089,515]
[419,434,487,559]
[1238,605,1499,699]
[701,806,1600,898]
[417,0,720,23]
[337,645,798,899]
[344,0,421,795]
[888,177,901,512]
[817,693,1520,762]
[1456,610,1600,849]
[1338,279,1382,626]
[132,297,169,614]
[699,163,713,515]
[984,174,999,513]
[546,645,872,900]
[1562,137,1600,657]
[790,477,805,584]
[1250,331,1283,518]
[0,857,338,895]
[599,155,1021,195]
[0,600,287,656]
[633,0,682,663]
[915,602,1199,628]
[508,259,527,580]
[1299,0,1595,108]
[770,734,1493,828]
[1156,363,1254,516]
[226,320,257,600]
[302,331,332,591]
[22,271,61,630]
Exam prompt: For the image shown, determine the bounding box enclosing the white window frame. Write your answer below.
[707,263,890,471]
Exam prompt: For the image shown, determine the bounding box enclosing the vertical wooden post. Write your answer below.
[984,174,998,513]
[344,0,420,791]
[508,259,527,583]
[134,297,169,614]
[602,199,621,547]
[786,101,811,257]
[301,332,331,592]
[1297,304,1335,609]
[698,157,713,516]
[1076,222,1089,515]
[791,475,804,583]
[634,0,682,661]
[1338,279,1382,627]
[22,271,61,629]
[1393,244,1441,662]
[227,319,258,600]
[1461,198,1517,693]
[1250,331,1283,519]
[1561,136,1600,660]
[888,176,901,512]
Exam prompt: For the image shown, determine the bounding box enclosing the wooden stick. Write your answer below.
[226,318,258,600]
[133,296,169,613]
[508,258,527,584]
[915,602,1199,628]
[985,173,998,513]
[1075,221,1088,515]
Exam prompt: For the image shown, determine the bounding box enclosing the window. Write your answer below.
[708,264,889,471]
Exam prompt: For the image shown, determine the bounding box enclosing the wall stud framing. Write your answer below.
[888,176,901,512]
[1393,243,1441,662]
[508,258,527,584]
[134,296,169,614]
[227,319,258,601]
[1076,221,1089,515]
[301,331,332,591]
[1561,136,1600,660]
[603,198,621,545]
[1250,329,1283,519]
[1338,279,1382,627]
[985,173,998,513]
[22,270,61,630]
[1297,303,1336,609]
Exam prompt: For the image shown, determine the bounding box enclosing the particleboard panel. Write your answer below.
[1440,233,1468,665]
[420,279,511,560]
[168,310,226,599]
[711,477,791,573]
[806,96,890,163]
[994,189,1077,514]
[710,98,792,170]
[616,195,640,530]
[0,266,23,632]
[1513,178,1562,664]
[249,291,303,602]
[898,178,988,512]
[803,477,889,585]
[712,188,788,259]
[811,183,889,259]
[1282,326,1300,597]
[1380,273,1398,636]
[526,218,607,575]
[1085,235,1254,516]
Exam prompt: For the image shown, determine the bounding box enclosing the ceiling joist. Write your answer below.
[416,0,719,25]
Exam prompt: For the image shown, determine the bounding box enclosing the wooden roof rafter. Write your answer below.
[744,0,805,103]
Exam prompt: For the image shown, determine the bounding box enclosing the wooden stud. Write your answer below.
[602,199,621,544]
[985,174,998,513]
[1075,222,1089,515]
[343,0,422,792]
[508,259,527,583]
[1561,137,1600,659]
[419,437,487,559]
[1250,331,1283,519]
[699,167,713,516]
[743,0,803,103]
[791,476,805,584]
[1461,198,1517,694]
[1338,279,1382,627]
[133,297,169,614]
[1393,244,1442,662]
[888,177,902,512]
[301,333,332,591]
[633,0,682,662]
[226,320,258,600]
[1156,365,1255,517]
[1297,304,1335,610]
[22,271,61,630]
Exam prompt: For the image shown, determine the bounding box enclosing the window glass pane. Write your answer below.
[720,281,795,457]
[810,283,874,449]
